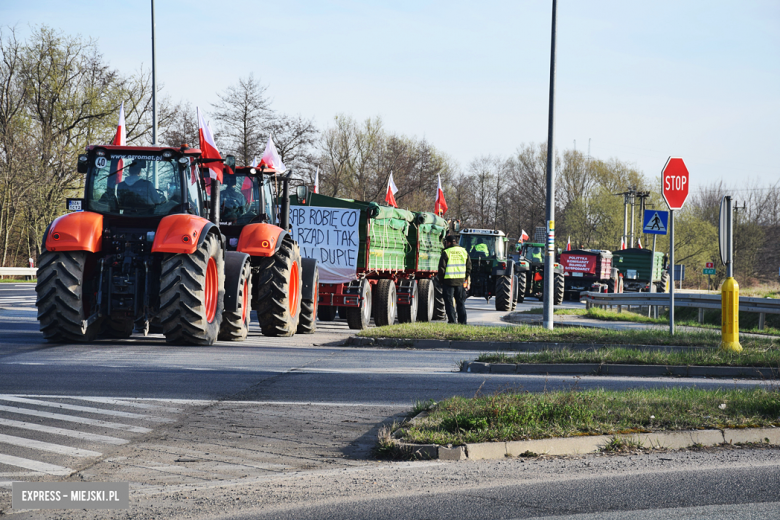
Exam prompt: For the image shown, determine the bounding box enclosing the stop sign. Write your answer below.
[662,157,689,210]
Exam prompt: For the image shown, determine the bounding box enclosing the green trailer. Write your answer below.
[612,248,669,292]
[289,189,446,329]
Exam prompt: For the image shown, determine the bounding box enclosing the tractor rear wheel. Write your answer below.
[159,232,224,345]
[516,272,526,303]
[397,280,418,324]
[416,279,435,322]
[511,275,519,310]
[495,275,513,311]
[374,279,397,327]
[432,280,446,321]
[318,305,337,321]
[297,266,319,334]
[554,272,565,305]
[219,255,252,341]
[36,251,101,342]
[254,237,302,337]
[346,282,372,330]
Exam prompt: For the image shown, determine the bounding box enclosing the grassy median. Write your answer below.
[394,387,780,446]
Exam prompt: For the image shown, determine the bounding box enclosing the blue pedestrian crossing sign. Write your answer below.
[643,210,669,235]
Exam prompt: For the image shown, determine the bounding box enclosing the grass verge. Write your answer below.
[395,387,780,446]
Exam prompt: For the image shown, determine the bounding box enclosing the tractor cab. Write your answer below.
[81,145,207,219]
[519,242,545,265]
[218,166,279,247]
[459,229,506,260]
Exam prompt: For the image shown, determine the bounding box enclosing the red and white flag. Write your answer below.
[259,136,286,173]
[637,238,643,249]
[520,229,530,242]
[314,166,319,194]
[620,237,626,250]
[385,172,399,208]
[251,157,259,168]
[434,173,447,215]
[111,102,127,181]
[197,107,224,182]
[566,236,571,251]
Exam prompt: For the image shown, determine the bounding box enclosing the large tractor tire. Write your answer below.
[516,272,526,303]
[416,279,435,322]
[219,253,252,341]
[159,232,224,345]
[36,250,101,342]
[346,282,372,330]
[297,266,319,334]
[657,271,669,293]
[374,279,397,327]
[554,272,565,305]
[318,305,337,321]
[397,280,418,324]
[511,275,519,310]
[495,275,513,311]
[254,237,302,337]
[432,279,446,321]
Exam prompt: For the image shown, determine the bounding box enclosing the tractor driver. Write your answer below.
[220,173,247,223]
[116,160,165,214]
[469,237,491,257]
[528,245,543,263]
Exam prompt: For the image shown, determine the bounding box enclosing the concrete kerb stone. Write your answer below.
[400,428,780,461]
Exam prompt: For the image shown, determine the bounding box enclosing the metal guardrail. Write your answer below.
[580,291,780,329]
[0,267,37,276]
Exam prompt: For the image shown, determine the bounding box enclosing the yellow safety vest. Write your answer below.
[471,243,489,255]
[444,246,468,280]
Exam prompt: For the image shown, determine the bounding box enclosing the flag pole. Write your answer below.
[151,0,158,146]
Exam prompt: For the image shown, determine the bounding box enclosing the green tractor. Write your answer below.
[516,241,565,305]
[459,228,528,311]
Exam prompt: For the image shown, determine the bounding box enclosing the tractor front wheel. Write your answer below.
[219,254,252,341]
[495,275,513,311]
[297,266,319,334]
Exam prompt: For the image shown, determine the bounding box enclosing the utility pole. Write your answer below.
[151,0,158,146]
[542,0,558,331]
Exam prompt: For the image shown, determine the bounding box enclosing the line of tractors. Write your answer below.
[35,142,669,344]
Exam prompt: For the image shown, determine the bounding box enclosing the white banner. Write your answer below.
[289,206,360,284]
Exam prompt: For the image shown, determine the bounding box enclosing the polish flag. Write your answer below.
[620,237,626,250]
[434,173,448,215]
[112,102,127,182]
[197,107,224,182]
[314,166,319,194]
[637,238,643,249]
[520,229,530,242]
[385,172,399,208]
[259,136,286,173]
[566,236,571,251]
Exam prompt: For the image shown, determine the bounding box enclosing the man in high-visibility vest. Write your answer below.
[437,235,472,324]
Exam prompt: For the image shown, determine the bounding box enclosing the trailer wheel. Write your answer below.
[254,237,302,337]
[495,275,513,311]
[374,279,397,327]
[397,280,418,324]
[554,273,565,305]
[318,305,337,321]
[36,251,101,342]
[432,279,446,320]
[159,232,224,345]
[516,272,526,303]
[297,267,319,334]
[416,279,435,322]
[219,254,252,341]
[607,279,616,293]
[657,272,669,293]
[346,282,372,330]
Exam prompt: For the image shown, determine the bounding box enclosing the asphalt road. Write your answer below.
[0,283,778,519]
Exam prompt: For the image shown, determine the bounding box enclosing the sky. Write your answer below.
[3,0,779,194]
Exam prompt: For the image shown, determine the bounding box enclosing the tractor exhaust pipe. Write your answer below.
[280,171,291,231]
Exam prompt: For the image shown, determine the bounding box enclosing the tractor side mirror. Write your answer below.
[296,185,309,203]
[224,155,236,168]
[77,154,88,174]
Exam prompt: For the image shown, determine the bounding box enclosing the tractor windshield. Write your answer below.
[87,155,188,217]
[218,172,275,225]
[460,235,504,259]
[522,244,545,263]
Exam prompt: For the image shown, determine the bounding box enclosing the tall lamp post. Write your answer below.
[542,0,558,330]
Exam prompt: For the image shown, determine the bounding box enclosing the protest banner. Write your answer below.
[289,206,360,284]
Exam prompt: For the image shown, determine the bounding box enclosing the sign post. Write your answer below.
[718,195,742,352]
[642,210,668,295]
[662,157,689,335]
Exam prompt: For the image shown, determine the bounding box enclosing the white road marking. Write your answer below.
[0,418,127,445]
[61,396,183,413]
[0,405,151,433]
[0,453,72,475]
[0,433,101,457]
[0,396,173,422]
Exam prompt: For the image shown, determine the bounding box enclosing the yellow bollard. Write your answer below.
[720,277,742,352]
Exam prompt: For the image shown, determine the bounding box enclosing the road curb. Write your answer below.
[345,336,704,353]
[461,361,779,379]
[395,427,780,461]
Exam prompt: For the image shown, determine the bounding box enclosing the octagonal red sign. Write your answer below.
[662,157,689,210]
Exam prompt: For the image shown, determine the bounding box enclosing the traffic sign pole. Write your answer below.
[662,157,690,337]
[669,210,674,335]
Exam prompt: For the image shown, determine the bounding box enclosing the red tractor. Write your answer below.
[36,144,248,345]
[216,165,318,336]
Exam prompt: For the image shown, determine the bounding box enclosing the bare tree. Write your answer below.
[212,74,271,165]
